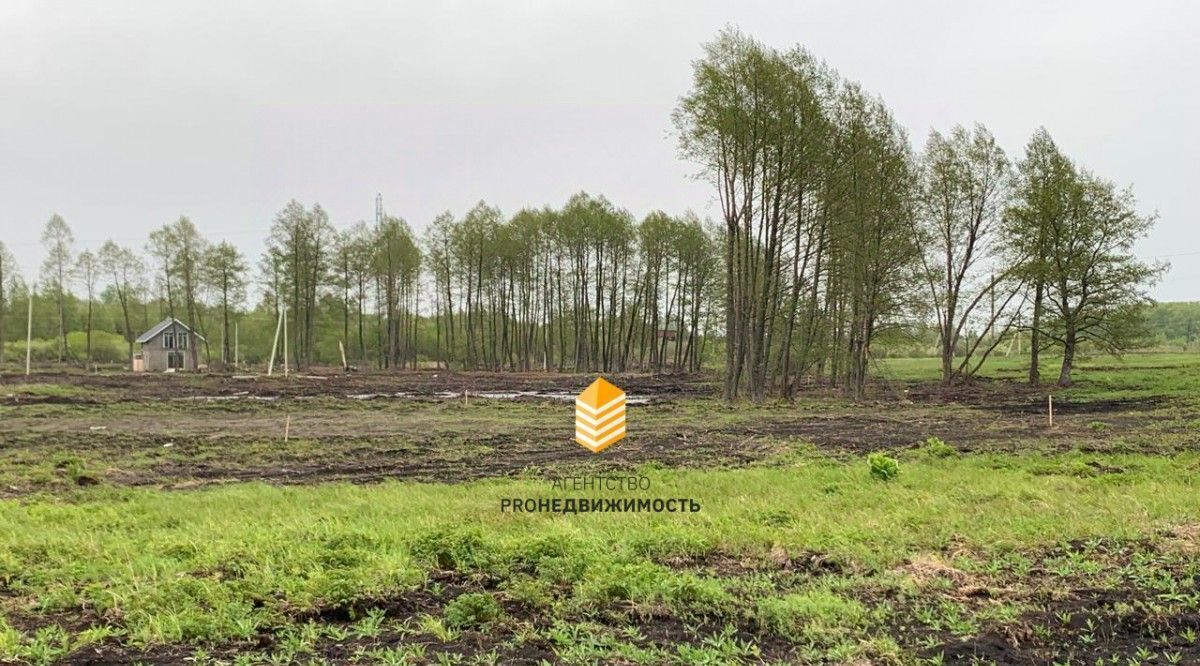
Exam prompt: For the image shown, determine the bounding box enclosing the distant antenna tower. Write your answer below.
[375,193,383,226]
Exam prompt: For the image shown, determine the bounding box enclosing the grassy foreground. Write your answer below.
[3,449,1200,664]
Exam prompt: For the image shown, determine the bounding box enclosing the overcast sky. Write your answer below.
[2,1,1197,299]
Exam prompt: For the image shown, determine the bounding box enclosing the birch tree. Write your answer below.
[264,201,332,370]
[99,240,144,365]
[203,241,247,366]
[74,249,100,363]
[40,214,74,361]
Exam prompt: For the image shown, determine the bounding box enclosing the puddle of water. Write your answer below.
[174,395,278,402]
[175,391,652,404]
[348,392,412,400]
[438,390,650,404]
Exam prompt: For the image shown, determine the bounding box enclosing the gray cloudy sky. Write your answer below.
[2,1,1197,299]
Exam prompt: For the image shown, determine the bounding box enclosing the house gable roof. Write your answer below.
[135,318,207,344]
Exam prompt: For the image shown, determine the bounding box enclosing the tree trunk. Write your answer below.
[1058,324,1076,387]
[1028,278,1043,385]
[57,287,66,362]
[85,297,93,364]
[119,290,134,368]
[221,279,231,367]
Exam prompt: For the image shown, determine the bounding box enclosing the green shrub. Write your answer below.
[867,453,899,481]
[576,561,663,604]
[921,436,957,458]
[510,535,574,568]
[2,331,130,365]
[67,331,129,363]
[500,575,553,610]
[443,592,502,629]
[659,573,731,616]
[410,528,488,571]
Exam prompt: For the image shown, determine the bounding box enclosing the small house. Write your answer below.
[133,318,205,372]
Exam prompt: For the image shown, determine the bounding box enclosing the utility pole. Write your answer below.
[267,308,283,376]
[283,308,289,377]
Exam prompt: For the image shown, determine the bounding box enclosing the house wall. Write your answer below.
[139,332,197,371]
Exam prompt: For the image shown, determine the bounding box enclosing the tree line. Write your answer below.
[424,195,717,373]
[673,29,1162,399]
[0,194,718,377]
[0,30,1164,397]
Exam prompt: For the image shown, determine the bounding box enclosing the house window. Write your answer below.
[163,332,175,349]
[179,332,188,350]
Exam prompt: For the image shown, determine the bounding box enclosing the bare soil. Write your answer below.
[901,538,1200,665]
[2,370,1193,496]
[0,369,716,402]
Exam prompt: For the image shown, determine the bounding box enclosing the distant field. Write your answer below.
[1,354,1198,664]
[877,351,1200,396]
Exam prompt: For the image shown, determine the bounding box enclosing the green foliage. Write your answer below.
[2,331,129,365]
[659,573,732,616]
[917,124,1014,383]
[499,575,553,610]
[1006,129,1164,385]
[0,450,1199,655]
[1145,301,1200,349]
[675,28,920,398]
[755,589,865,643]
[410,528,489,571]
[921,437,957,458]
[0,620,72,666]
[867,453,900,481]
[576,561,664,604]
[443,592,502,629]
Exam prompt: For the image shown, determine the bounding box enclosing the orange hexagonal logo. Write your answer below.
[574,377,626,453]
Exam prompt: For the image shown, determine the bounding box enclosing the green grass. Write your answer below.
[1,452,1198,662]
[878,351,1200,400]
[0,382,99,399]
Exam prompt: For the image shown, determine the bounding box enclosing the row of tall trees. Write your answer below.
[675,29,1162,397]
[676,31,926,399]
[424,195,717,373]
[2,193,718,375]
